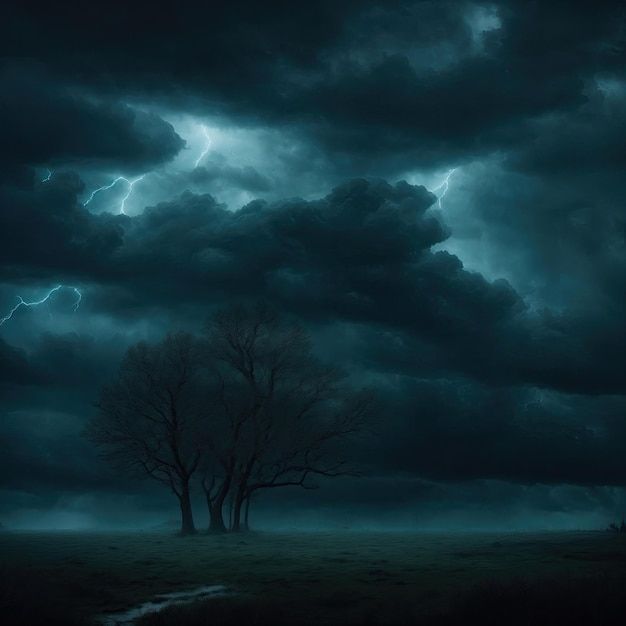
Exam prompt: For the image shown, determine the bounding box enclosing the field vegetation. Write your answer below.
[2,530,625,625]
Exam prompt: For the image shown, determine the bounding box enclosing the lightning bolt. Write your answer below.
[432,168,457,209]
[83,174,146,214]
[41,169,53,183]
[194,125,211,168]
[119,174,145,214]
[0,285,82,326]
[83,176,127,206]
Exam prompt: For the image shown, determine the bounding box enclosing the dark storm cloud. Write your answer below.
[0,172,124,280]
[0,339,43,386]
[1,378,624,503]
[3,173,621,395]
[2,365,625,506]
[1,0,625,518]
[292,0,624,169]
[0,333,137,498]
[0,64,184,172]
[189,159,272,193]
[3,1,623,170]
[445,157,625,315]
[104,180,626,395]
[0,332,127,401]
[0,407,126,494]
[29,332,125,388]
[370,378,626,486]
[360,308,626,395]
[507,83,626,176]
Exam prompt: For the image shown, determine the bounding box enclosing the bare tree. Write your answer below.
[197,358,259,533]
[202,303,371,531]
[88,332,204,535]
[240,388,372,529]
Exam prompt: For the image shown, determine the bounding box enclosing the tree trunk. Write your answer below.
[231,489,245,532]
[178,482,196,535]
[206,479,230,534]
[243,493,251,531]
[209,501,227,533]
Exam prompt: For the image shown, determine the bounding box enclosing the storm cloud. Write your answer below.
[0,0,624,528]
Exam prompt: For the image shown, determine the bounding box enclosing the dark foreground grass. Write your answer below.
[1,530,625,625]
[0,566,89,626]
[137,576,626,625]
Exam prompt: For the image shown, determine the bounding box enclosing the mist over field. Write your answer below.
[4,480,625,533]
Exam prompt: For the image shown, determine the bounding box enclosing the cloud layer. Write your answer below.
[0,0,624,525]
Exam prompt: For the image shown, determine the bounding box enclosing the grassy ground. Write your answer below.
[1,530,625,624]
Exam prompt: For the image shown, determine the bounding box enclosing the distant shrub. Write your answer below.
[606,521,626,533]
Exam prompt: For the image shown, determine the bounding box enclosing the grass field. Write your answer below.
[1,530,626,624]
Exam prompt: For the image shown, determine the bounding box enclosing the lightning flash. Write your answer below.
[84,174,145,214]
[41,169,53,183]
[194,125,211,168]
[119,174,145,214]
[0,285,82,326]
[432,168,457,209]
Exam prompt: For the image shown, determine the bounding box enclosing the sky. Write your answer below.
[0,0,625,530]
